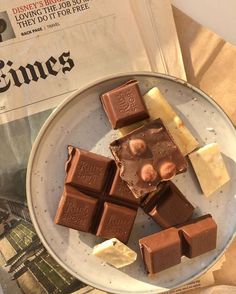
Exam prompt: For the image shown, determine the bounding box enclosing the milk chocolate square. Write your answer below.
[96,202,137,243]
[54,185,98,232]
[139,228,182,274]
[110,118,187,198]
[101,80,149,129]
[142,182,194,228]
[56,146,139,243]
[181,215,217,258]
[65,146,114,194]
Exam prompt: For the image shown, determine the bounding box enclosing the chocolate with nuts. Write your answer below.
[110,118,188,198]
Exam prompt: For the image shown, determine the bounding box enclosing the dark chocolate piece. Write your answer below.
[110,118,187,198]
[54,185,98,232]
[96,202,137,243]
[56,146,138,243]
[141,182,194,228]
[139,214,217,274]
[101,80,149,129]
[65,146,114,194]
[180,215,217,258]
[140,228,182,274]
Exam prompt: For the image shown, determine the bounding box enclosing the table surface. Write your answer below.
[171,0,236,46]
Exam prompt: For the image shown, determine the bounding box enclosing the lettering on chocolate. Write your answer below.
[105,215,130,236]
[61,200,89,225]
[0,51,74,93]
[76,160,103,185]
[118,89,137,113]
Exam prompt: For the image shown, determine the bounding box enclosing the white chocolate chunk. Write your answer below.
[119,87,199,156]
[93,238,137,268]
[189,143,230,196]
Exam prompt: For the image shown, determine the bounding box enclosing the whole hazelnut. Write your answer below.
[158,161,176,180]
[129,138,147,156]
[140,164,157,182]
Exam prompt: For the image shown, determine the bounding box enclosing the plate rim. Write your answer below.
[26,71,236,294]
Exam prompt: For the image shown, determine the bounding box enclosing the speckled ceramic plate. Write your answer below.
[27,73,236,294]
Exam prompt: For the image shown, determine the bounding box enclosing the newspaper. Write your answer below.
[0,0,186,203]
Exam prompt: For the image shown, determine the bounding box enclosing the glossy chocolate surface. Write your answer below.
[55,185,98,232]
[96,202,137,243]
[101,80,149,129]
[110,118,187,197]
[55,146,138,243]
[141,182,194,228]
[139,215,217,274]
[180,214,217,258]
[140,228,182,274]
[65,146,114,194]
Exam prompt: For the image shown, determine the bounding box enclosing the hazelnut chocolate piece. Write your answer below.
[101,80,149,129]
[110,118,187,198]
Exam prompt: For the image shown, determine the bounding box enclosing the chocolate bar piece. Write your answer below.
[189,143,230,196]
[54,185,98,232]
[55,146,138,243]
[180,215,217,258]
[93,238,137,268]
[101,80,149,129]
[143,87,199,155]
[119,87,199,156]
[139,215,217,274]
[96,203,137,243]
[141,182,194,228]
[65,146,114,194]
[110,118,187,198]
[140,228,182,274]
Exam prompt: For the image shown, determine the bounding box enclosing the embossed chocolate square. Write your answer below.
[110,118,188,198]
[54,185,98,232]
[65,146,115,194]
[101,80,149,129]
[96,202,137,243]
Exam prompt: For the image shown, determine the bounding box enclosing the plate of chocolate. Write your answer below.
[27,73,236,293]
